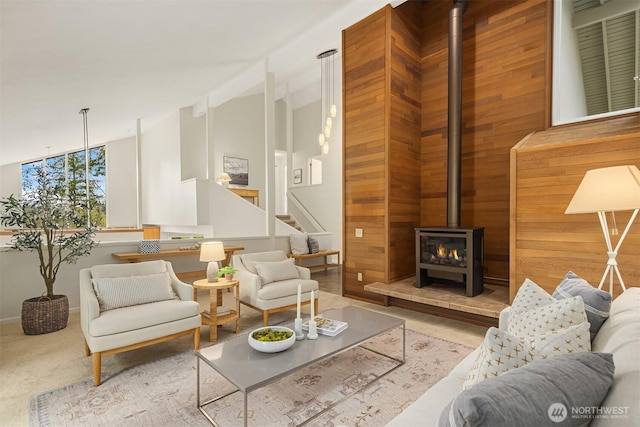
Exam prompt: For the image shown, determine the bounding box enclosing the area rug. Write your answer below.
[30,328,472,427]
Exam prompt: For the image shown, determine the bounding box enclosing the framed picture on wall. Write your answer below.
[223,156,249,186]
[293,168,302,184]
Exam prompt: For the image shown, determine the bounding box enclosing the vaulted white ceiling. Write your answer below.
[0,0,396,166]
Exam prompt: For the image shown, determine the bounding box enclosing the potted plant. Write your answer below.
[0,165,97,335]
[217,265,237,281]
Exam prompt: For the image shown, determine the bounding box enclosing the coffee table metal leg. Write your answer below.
[244,392,248,427]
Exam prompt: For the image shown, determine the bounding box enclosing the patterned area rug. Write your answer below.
[31,328,472,427]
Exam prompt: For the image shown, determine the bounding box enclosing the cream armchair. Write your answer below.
[233,250,319,326]
[80,260,201,385]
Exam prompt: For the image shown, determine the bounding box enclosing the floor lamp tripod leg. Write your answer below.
[598,264,612,293]
[613,265,627,292]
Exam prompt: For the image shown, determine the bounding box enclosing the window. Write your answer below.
[21,146,106,227]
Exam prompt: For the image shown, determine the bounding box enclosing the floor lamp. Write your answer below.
[565,165,640,295]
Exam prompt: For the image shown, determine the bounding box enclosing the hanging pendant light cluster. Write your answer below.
[317,49,337,154]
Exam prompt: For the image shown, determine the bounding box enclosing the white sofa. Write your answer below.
[387,287,640,426]
[233,250,319,326]
[80,260,201,385]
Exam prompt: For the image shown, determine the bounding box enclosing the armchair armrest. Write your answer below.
[167,263,194,301]
[296,266,311,280]
[235,268,263,304]
[79,268,100,337]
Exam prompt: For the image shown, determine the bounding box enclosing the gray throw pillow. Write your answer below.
[553,271,611,340]
[307,236,320,254]
[438,352,615,427]
[289,233,309,255]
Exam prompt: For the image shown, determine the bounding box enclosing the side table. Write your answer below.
[193,279,240,342]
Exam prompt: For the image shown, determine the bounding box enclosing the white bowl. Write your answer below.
[248,326,295,353]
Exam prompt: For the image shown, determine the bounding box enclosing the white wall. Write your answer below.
[106,136,138,227]
[140,110,197,225]
[179,107,206,181]
[211,94,266,200]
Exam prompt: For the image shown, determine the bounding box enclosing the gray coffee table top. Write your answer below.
[196,305,405,393]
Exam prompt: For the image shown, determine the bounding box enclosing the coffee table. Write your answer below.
[195,306,405,426]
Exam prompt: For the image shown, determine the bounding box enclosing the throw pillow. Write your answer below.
[553,271,611,340]
[254,258,300,285]
[307,236,320,254]
[508,295,588,338]
[92,272,178,311]
[289,233,309,255]
[439,352,615,427]
[510,278,554,318]
[529,322,591,359]
[462,327,529,390]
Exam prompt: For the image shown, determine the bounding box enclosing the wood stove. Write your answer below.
[415,227,484,297]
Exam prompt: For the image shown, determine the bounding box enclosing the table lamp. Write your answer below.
[217,173,232,188]
[199,241,226,282]
[565,165,640,294]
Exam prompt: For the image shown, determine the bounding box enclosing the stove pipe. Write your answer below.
[447,0,467,229]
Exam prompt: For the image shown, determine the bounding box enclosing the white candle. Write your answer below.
[310,290,315,319]
[296,283,301,319]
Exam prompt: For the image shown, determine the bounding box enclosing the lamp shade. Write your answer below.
[565,165,640,214]
[217,173,232,183]
[199,241,225,262]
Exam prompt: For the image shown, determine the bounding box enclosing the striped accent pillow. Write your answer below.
[92,272,178,311]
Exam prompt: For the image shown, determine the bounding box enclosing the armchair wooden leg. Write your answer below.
[194,327,201,350]
[84,339,91,357]
[314,298,319,316]
[92,352,102,386]
[263,311,269,326]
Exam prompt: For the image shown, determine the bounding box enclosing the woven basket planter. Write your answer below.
[21,295,69,335]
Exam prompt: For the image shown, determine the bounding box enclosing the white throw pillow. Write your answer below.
[510,278,554,317]
[508,295,588,338]
[92,272,178,311]
[462,327,529,390]
[462,322,592,390]
[254,258,300,285]
[289,233,309,255]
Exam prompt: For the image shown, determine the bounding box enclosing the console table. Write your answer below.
[228,188,259,206]
[112,245,244,282]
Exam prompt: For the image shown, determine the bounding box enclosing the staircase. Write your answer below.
[276,214,303,231]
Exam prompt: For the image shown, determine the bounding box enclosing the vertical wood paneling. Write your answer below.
[420,0,549,282]
[343,5,421,301]
[510,115,640,300]
[343,8,389,301]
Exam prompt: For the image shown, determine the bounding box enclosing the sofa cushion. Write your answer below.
[440,352,615,427]
[89,299,200,337]
[254,258,300,285]
[90,259,167,278]
[257,279,317,301]
[510,278,554,317]
[553,271,611,340]
[92,272,178,311]
[289,233,309,255]
[508,295,587,337]
[240,251,288,274]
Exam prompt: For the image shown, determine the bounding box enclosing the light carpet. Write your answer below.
[31,328,472,427]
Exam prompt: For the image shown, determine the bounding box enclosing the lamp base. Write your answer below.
[206,262,219,283]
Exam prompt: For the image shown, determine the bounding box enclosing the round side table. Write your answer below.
[193,279,240,343]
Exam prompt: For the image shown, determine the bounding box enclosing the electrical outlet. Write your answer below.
[357,272,363,281]
[355,228,363,238]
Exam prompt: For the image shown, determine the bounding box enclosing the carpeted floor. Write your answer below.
[30,327,472,427]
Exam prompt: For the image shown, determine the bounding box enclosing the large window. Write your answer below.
[22,146,106,227]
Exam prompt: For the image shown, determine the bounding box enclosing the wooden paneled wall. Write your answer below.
[342,5,422,301]
[510,115,640,301]
[419,0,550,282]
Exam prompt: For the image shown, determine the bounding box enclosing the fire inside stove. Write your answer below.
[423,239,468,268]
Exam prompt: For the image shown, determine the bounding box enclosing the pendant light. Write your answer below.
[317,49,337,154]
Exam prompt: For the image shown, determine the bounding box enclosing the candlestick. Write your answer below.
[310,290,315,319]
[294,317,304,340]
[307,319,318,339]
[296,283,301,319]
